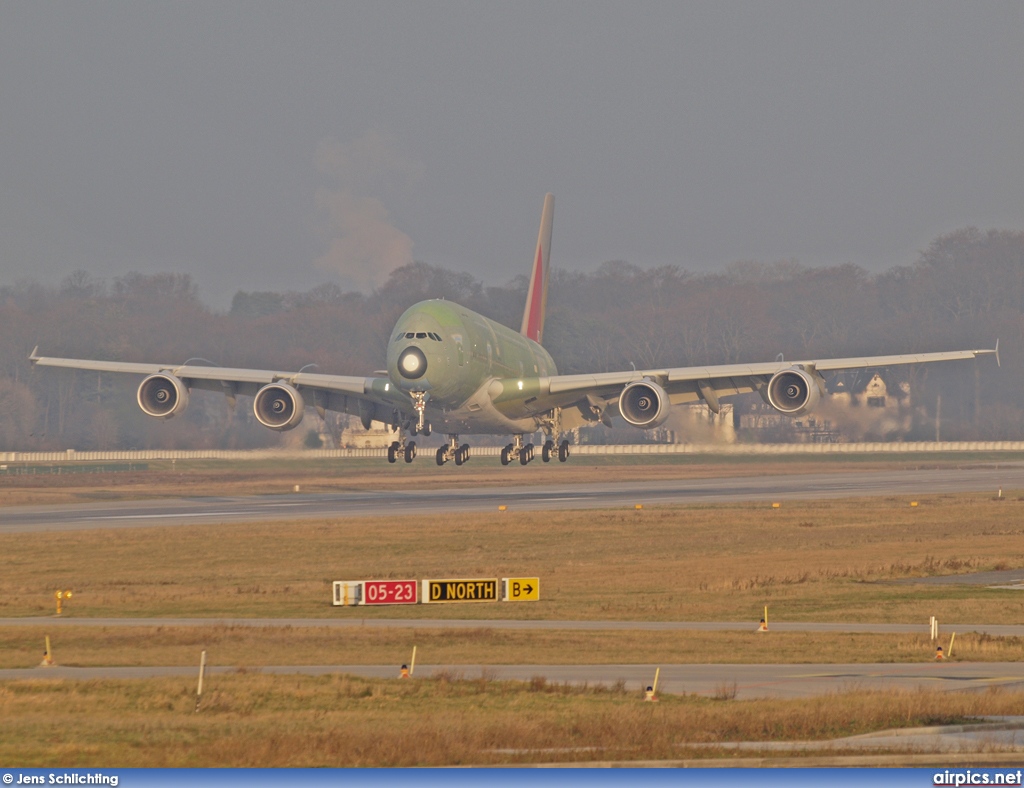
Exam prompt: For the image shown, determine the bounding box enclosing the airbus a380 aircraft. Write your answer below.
[32,194,999,467]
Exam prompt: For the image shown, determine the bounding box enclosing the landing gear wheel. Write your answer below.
[500,446,510,466]
[422,422,432,437]
[387,442,398,464]
[404,441,416,463]
[436,446,446,466]
[520,443,533,466]
[542,440,554,462]
[558,439,570,462]
[460,444,470,463]
[454,447,464,466]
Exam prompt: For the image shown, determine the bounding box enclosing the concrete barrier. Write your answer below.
[3,441,1024,464]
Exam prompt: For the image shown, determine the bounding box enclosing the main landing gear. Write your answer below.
[500,435,570,466]
[436,434,471,466]
[387,435,416,464]
[542,438,571,463]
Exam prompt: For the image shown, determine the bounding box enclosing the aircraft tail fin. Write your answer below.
[520,193,554,344]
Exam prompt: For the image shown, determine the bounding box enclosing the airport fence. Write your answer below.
[2,441,1024,465]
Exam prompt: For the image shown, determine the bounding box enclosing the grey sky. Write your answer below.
[2,1,1023,306]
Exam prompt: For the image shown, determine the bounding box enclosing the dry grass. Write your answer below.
[3,626,1023,669]
[1,673,1021,766]
[2,493,1024,623]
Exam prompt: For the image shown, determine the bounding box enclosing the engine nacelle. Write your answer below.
[253,382,305,431]
[618,380,670,429]
[137,374,189,419]
[767,367,821,416]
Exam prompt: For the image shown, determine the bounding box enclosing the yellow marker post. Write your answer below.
[772,502,781,509]
[764,606,768,628]
[410,645,417,676]
[947,632,956,660]
[635,504,643,511]
[498,505,507,512]
[42,635,54,667]
[911,501,919,507]
[647,663,663,699]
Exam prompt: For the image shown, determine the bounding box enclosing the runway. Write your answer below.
[4,661,1024,699]
[2,464,1021,533]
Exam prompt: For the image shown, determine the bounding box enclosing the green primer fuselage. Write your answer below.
[385,300,558,433]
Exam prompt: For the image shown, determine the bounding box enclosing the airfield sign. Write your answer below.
[423,578,499,603]
[363,580,418,605]
[502,577,540,602]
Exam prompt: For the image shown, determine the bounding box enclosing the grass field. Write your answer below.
[2,493,1022,623]
[2,673,1023,766]
[4,461,1024,765]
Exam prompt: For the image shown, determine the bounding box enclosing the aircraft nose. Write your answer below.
[397,346,427,380]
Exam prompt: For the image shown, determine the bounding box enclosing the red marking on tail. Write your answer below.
[524,246,544,342]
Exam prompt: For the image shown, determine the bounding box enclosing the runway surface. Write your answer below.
[4,661,1024,699]
[2,464,1022,533]
[5,616,1024,636]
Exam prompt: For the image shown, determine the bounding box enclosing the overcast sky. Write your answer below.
[2,1,1023,306]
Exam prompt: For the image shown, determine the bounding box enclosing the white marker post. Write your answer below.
[195,650,207,712]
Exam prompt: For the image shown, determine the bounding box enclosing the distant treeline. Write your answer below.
[1,226,1021,450]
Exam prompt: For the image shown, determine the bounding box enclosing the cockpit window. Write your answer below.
[429,332,442,341]
[405,332,415,339]
[416,332,427,339]
[394,333,404,343]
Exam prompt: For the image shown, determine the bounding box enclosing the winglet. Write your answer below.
[994,338,1001,368]
[520,193,554,345]
[29,345,40,364]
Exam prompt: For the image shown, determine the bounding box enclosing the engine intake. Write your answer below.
[254,382,305,430]
[137,374,189,419]
[618,380,670,429]
[767,367,821,415]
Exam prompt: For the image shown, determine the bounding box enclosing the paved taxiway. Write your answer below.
[5,617,1024,636]
[2,464,1022,533]
[4,662,1024,699]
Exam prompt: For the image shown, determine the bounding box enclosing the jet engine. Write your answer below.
[618,380,670,429]
[253,382,305,430]
[137,374,189,419]
[766,367,821,415]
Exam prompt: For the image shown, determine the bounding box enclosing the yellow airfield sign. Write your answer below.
[423,578,499,603]
[503,577,540,602]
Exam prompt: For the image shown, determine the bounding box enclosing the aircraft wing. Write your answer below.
[29,349,406,425]
[497,345,1000,424]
